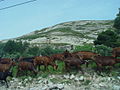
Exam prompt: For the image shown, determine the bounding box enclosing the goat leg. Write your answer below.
[4,79,8,88]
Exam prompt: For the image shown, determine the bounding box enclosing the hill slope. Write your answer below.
[2,20,114,46]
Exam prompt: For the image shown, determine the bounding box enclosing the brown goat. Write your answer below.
[50,53,65,62]
[112,47,120,57]
[0,61,16,72]
[0,58,12,64]
[72,51,99,60]
[34,56,58,71]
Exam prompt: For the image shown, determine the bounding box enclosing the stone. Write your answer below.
[57,84,64,89]
[63,75,70,79]
[113,85,120,90]
[74,77,79,81]
[117,76,120,79]
[70,74,75,79]
[99,83,105,87]
[79,76,84,81]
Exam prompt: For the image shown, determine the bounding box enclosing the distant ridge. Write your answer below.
[1,20,114,46]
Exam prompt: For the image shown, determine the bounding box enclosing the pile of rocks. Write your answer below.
[0,73,120,90]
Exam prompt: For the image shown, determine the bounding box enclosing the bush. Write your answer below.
[74,44,95,52]
[113,8,120,30]
[2,52,21,58]
[0,43,5,57]
[39,46,64,56]
[27,46,40,56]
[94,30,120,48]
[94,45,112,56]
[3,40,29,54]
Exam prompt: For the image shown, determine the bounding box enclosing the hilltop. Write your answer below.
[1,20,114,47]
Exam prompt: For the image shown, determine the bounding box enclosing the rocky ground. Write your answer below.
[0,69,120,90]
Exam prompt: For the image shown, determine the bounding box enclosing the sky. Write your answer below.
[0,0,120,40]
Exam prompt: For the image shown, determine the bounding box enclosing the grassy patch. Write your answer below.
[19,27,87,40]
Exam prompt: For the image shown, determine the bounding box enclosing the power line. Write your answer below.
[0,0,37,10]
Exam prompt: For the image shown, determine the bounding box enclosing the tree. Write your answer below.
[113,8,120,32]
[3,40,30,54]
[94,30,120,48]
[28,46,40,56]
[3,40,16,54]
[94,45,112,56]
[0,43,5,57]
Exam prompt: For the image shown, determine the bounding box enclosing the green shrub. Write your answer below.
[114,8,120,30]
[74,44,95,52]
[27,46,40,56]
[94,45,112,56]
[2,52,21,58]
[39,46,64,56]
[94,30,120,48]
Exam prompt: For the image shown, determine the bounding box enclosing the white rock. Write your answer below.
[38,77,42,80]
[70,74,75,79]
[13,78,19,82]
[24,78,28,82]
[18,82,22,85]
[117,76,120,79]
[20,86,24,89]
[107,77,112,81]
[57,84,64,89]
[38,80,42,83]
[74,77,79,81]
[41,86,48,90]
[113,85,120,90]
[63,75,70,79]
[99,83,105,87]
[79,76,84,81]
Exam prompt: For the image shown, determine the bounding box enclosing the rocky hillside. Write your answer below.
[2,20,114,46]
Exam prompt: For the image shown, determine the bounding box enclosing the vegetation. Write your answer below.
[94,9,120,48]
[0,40,64,58]
[20,27,89,40]
[114,8,120,32]
[94,30,120,48]
[74,44,112,56]
[94,45,112,56]
[1,9,120,79]
[39,46,64,56]
[74,44,95,52]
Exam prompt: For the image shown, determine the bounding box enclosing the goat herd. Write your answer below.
[0,47,120,87]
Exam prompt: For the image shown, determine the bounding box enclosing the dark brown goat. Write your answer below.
[91,56,119,72]
[17,61,37,75]
[17,57,35,63]
[63,50,99,67]
[64,57,85,74]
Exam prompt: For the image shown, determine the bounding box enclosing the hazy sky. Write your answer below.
[0,0,119,40]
